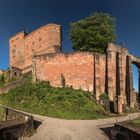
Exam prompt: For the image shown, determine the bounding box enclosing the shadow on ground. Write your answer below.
[0,119,42,140]
[100,126,114,140]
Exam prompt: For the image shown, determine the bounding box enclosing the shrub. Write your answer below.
[100,93,109,100]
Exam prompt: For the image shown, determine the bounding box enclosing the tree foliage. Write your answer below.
[69,12,116,53]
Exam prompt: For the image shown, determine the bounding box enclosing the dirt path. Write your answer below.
[20,112,140,140]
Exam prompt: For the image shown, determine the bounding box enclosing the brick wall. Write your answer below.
[9,24,61,70]
[33,43,140,113]
[9,32,25,69]
[107,44,129,103]
[34,52,95,92]
[9,23,140,114]
[94,53,106,99]
[34,52,106,96]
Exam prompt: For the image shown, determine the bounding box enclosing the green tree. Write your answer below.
[69,12,116,53]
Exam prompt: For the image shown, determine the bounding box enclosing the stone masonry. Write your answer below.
[9,24,61,74]
[33,52,106,97]
[9,24,140,113]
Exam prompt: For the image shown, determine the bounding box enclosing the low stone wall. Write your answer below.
[0,105,35,139]
[0,80,25,94]
[112,121,140,139]
[6,109,26,121]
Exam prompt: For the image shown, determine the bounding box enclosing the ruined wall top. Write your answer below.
[10,24,61,40]
[107,43,129,54]
[129,54,140,68]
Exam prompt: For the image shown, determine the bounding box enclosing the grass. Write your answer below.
[0,81,107,120]
[131,119,140,127]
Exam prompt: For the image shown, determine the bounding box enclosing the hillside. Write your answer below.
[0,81,106,119]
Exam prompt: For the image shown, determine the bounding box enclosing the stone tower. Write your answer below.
[9,24,62,74]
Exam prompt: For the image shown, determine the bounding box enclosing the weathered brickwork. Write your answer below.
[10,32,25,69]
[34,52,95,92]
[33,43,140,113]
[94,54,106,100]
[9,24,61,71]
[33,52,107,96]
[9,24,140,113]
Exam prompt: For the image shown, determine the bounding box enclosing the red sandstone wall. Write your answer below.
[120,51,127,104]
[34,52,106,94]
[94,54,106,99]
[9,24,61,70]
[107,49,116,101]
[107,43,128,103]
[35,52,95,91]
[9,32,25,69]
[24,24,61,68]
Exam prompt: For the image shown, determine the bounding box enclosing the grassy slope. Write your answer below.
[131,119,140,127]
[0,82,106,119]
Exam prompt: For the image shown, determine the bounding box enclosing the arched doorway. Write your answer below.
[125,55,140,109]
[131,62,140,108]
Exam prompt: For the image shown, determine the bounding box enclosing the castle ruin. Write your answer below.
[9,23,140,113]
[9,24,61,75]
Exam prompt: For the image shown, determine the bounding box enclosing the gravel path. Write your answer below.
[20,112,140,140]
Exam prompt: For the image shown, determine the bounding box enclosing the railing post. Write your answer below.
[5,108,8,121]
[0,106,2,122]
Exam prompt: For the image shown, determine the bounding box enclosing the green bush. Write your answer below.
[131,119,140,127]
[0,81,106,119]
[100,93,109,100]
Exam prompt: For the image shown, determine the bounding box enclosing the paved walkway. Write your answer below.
[20,112,140,140]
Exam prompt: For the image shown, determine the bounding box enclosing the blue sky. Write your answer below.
[0,0,139,91]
